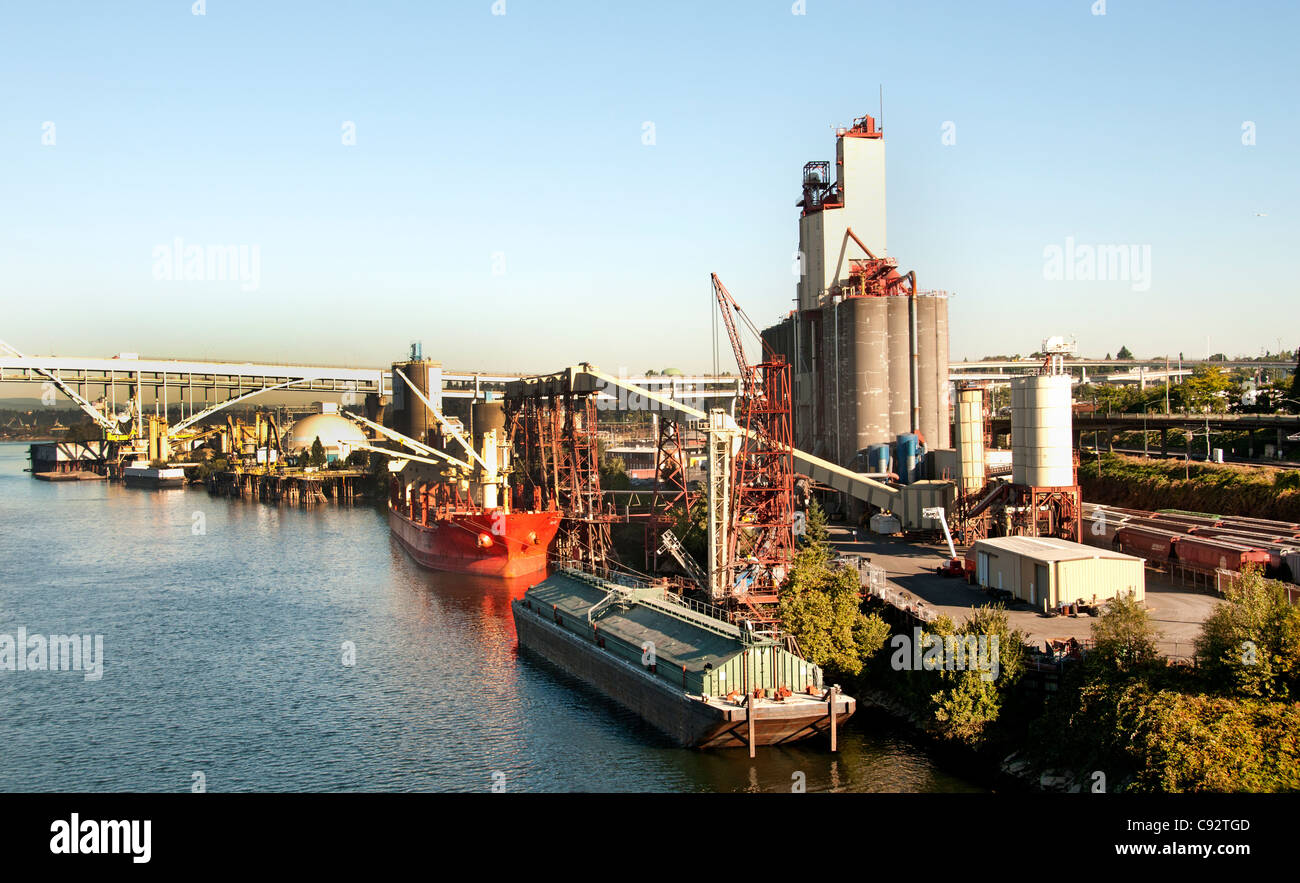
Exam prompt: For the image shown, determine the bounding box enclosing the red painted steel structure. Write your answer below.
[505,376,614,572]
[647,416,694,574]
[713,274,796,624]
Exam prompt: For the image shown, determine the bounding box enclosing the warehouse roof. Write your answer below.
[974,535,1143,564]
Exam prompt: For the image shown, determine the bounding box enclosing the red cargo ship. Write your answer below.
[379,374,562,579]
[388,500,560,578]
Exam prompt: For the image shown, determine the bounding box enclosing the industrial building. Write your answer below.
[762,113,950,470]
[286,405,367,462]
[969,536,1145,611]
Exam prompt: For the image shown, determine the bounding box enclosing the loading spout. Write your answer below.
[790,447,901,512]
[342,410,474,472]
[392,366,490,472]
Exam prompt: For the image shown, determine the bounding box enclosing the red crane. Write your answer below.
[711,274,795,623]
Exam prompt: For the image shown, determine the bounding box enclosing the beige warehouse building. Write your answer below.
[970,536,1145,611]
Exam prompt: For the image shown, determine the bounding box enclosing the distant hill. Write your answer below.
[0,399,82,410]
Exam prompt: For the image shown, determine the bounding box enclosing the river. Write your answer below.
[0,442,980,792]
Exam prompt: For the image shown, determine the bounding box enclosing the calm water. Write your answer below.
[0,443,979,792]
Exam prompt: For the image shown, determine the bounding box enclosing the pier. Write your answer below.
[205,468,368,507]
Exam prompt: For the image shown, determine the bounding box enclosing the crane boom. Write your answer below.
[392,366,490,472]
[711,274,752,394]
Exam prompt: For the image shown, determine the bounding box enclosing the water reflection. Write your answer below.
[0,443,981,793]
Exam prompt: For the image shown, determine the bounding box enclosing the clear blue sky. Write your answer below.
[2,0,1296,373]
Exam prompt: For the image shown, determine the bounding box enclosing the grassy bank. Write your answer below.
[1079,453,1300,521]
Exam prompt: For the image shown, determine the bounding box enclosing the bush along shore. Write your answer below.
[1079,452,1300,522]
[777,505,1300,792]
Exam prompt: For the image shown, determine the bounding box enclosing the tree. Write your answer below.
[779,508,888,677]
[928,604,1028,745]
[1177,365,1236,412]
[1196,565,1300,701]
[1292,348,1300,401]
[61,421,102,444]
[1089,594,1160,672]
[1116,346,1134,360]
[309,436,327,468]
[801,499,830,548]
[600,455,630,491]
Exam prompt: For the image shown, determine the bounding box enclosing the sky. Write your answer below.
[1,0,1296,376]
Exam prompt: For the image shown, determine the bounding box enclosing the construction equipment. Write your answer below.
[924,505,966,578]
[656,527,707,590]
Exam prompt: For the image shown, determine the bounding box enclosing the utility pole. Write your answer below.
[1170,356,1180,413]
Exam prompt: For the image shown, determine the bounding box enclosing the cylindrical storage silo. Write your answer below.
[852,297,891,460]
[393,360,438,447]
[471,400,506,447]
[916,297,939,448]
[1010,381,1027,486]
[407,361,435,447]
[933,295,951,449]
[954,386,986,495]
[1011,375,1074,488]
[896,433,919,485]
[868,442,892,475]
[886,296,912,437]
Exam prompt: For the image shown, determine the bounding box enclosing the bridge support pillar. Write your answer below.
[1160,427,1168,458]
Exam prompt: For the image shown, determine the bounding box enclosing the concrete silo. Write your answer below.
[1011,374,1075,488]
[761,113,952,473]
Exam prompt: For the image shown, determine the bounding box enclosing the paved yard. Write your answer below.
[828,526,1222,659]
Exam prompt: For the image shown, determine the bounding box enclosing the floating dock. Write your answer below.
[512,568,854,752]
[123,465,186,488]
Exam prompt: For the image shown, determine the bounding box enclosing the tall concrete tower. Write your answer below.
[796,114,887,311]
[764,112,951,470]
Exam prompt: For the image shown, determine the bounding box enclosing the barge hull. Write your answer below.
[512,600,854,748]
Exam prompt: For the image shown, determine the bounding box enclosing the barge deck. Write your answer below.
[512,568,854,752]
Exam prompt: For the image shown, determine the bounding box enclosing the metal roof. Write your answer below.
[974,535,1143,564]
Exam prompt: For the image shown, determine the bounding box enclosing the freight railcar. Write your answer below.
[1171,537,1271,573]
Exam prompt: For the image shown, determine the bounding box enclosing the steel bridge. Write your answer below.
[0,347,740,437]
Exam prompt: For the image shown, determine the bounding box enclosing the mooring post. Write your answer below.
[828,685,838,752]
[747,690,756,759]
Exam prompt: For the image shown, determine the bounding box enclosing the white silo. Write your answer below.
[1011,374,1074,488]
[954,386,986,495]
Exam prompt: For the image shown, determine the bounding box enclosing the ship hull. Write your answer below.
[389,505,560,579]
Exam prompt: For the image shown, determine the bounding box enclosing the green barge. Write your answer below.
[511,568,854,751]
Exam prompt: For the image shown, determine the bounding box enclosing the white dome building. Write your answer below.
[286,412,366,462]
